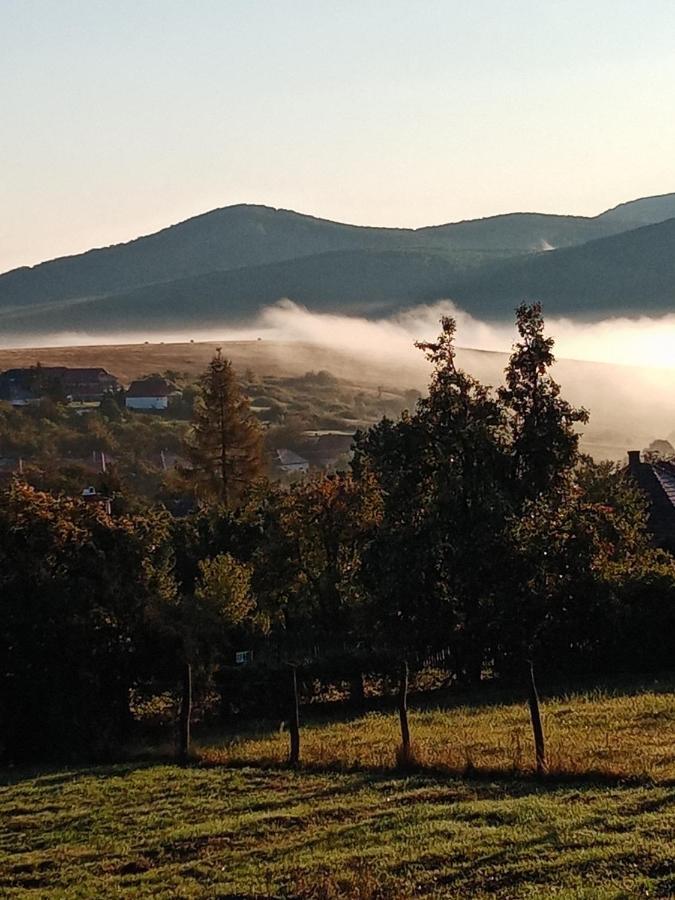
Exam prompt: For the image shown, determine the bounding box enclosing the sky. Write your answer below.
[2,0,675,273]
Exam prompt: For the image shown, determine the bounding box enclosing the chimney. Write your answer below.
[627,450,641,471]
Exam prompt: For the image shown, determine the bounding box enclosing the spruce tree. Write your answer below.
[500,303,588,504]
[186,350,262,506]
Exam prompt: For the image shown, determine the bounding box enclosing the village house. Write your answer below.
[62,368,119,402]
[627,449,675,552]
[0,366,118,406]
[274,448,310,474]
[125,376,180,411]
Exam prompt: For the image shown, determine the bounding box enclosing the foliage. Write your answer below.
[194,553,255,629]
[185,351,262,506]
[3,305,675,767]
[499,302,588,504]
[248,473,383,657]
[0,398,189,505]
[0,481,175,763]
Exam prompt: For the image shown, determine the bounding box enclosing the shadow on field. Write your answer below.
[6,752,671,801]
[201,754,675,792]
[0,757,175,789]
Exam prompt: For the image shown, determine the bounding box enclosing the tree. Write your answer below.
[415,317,510,685]
[186,350,262,507]
[168,508,259,761]
[175,553,255,761]
[499,302,588,505]
[353,317,510,763]
[498,303,589,773]
[250,473,382,765]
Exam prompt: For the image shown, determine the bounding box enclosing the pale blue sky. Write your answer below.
[2,0,675,271]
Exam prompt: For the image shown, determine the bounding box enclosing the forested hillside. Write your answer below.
[2,193,675,336]
[449,215,675,316]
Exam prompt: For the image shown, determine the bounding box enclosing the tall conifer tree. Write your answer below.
[186,350,262,506]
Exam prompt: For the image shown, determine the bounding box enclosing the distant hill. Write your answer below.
[0,250,476,333]
[596,193,675,229]
[447,216,675,316]
[1,192,675,334]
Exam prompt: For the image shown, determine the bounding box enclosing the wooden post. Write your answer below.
[289,665,300,767]
[178,661,192,763]
[397,658,411,763]
[527,660,547,775]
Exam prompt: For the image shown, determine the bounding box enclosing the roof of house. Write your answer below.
[126,377,177,398]
[627,451,675,550]
[275,448,309,467]
[1,368,118,407]
[1,366,114,378]
[62,368,117,382]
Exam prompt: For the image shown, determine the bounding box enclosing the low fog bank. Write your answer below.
[3,298,675,460]
[258,302,675,459]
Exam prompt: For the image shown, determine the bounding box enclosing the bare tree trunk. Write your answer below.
[219,394,229,508]
[178,661,192,763]
[397,658,411,766]
[526,660,547,775]
[350,670,366,711]
[288,665,300,767]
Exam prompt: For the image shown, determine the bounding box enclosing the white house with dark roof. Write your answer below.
[125,377,179,410]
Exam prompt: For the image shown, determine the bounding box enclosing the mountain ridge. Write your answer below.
[7,190,675,282]
[2,192,675,335]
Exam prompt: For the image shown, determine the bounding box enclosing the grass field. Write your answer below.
[199,684,675,783]
[0,339,428,386]
[2,764,674,899]
[2,684,674,898]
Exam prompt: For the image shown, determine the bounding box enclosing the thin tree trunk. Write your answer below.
[397,658,411,766]
[350,670,366,711]
[219,388,229,508]
[178,661,192,763]
[288,665,300,767]
[526,659,547,775]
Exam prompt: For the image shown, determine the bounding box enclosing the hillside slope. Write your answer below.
[4,215,675,335]
[449,215,675,316]
[0,250,473,333]
[2,193,675,323]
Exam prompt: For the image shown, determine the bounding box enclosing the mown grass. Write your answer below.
[200,686,675,783]
[1,763,674,898]
[2,685,674,898]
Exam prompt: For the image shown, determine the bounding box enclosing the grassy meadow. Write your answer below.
[2,682,674,898]
[199,684,675,783]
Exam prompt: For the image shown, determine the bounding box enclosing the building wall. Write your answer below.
[125,396,168,410]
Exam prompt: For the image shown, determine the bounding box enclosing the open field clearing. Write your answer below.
[0,339,428,387]
[200,686,675,783]
[2,685,674,898]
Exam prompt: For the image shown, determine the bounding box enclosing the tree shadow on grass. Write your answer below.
[0,756,177,789]
[3,740,674,796]
[203,753,675,795]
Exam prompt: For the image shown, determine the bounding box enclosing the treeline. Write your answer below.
[2,305,674,769]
